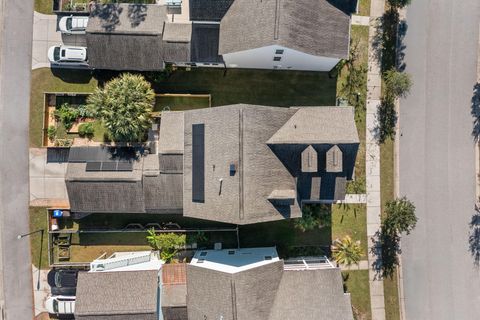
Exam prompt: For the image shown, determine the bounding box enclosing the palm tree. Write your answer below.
[331,235,362,267]
[87,73,155,142]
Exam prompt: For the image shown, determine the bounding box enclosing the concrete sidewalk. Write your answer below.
[32,266,50,316]
[365,0,386,319]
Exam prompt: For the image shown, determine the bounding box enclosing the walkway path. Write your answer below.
[365,0,386,319]
[31,266,50,316]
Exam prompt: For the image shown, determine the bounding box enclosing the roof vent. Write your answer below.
[264,256,272,260]
[326,145,343,173]
[200,251,208,257]
[228,250,235,255]
[301,145,317,173]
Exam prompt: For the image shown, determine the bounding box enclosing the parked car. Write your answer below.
[45,295,75,315]
[59,15,89,34]
[48,269,78,296]
[47,45,88,65]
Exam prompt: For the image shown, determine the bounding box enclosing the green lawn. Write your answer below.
[384,270,401,320]
[151,68,337,107]
[332,204,368,258]
[35,0,53,14]
[380,137,400,320]
[343,270,372,320]
[29,207,49,269]
[30,68,98,147]
[358,0,371,16]
[338,25,370,193]
[154,95,210,112]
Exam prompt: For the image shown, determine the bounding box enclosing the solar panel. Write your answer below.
[85,162,102,171]
[101,161,117,171]
[192,124,205,203]
[117,161,133,171]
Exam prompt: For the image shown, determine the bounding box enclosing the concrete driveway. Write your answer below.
[29,148,68,205]
[32,12,87,70]
[399,0,480,319]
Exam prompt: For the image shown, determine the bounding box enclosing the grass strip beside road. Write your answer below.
[29,207,49,269]
[381,137,400,320]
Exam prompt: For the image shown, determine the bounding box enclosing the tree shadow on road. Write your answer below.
[468,204,480,267]
[470,83,480,142]
[371,8,409,74]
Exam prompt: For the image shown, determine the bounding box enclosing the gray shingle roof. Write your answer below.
[66,147,183,214]
[163,23,192,42]
[267,107,359,145]
[159,111,185,154]
[186,258,354,320]
[219,0,350,59]
[88,4,165,34]
[187,261,284,320]
[189,0,235,21]
[268,268,354,320]
[183,105,358,224]
[75,270,159,317]
[183,105,302,225]
[86,4,191,70]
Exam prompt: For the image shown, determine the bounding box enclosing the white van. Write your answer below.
[45,295,75,315]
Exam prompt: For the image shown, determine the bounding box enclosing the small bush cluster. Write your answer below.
[78,122,94,138]
[294,204,331,232]
[54,103,80,131]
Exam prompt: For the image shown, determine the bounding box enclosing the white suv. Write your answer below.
[48,45,88,66]
[59,15,89,34]
[45,295,75,315]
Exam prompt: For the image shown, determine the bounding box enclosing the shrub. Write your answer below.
[146,229,186,263]
[76,104,95,119]
[294,204,331,232]
[331,235,362,267]
[387,0,412,9]
[54,103,79,131]
[78,122,94,138]
[384,69,413,99]
[47,125,57,141]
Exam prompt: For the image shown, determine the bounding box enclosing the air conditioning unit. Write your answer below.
[166,0,182,7]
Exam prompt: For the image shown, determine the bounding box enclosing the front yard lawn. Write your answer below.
[343,270,372,320]
[35,0,53,14]
[332,204,368,258]
[30,68,98,147]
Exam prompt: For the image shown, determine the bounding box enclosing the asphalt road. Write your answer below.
[399,0,480,319]
[0,0,35,319]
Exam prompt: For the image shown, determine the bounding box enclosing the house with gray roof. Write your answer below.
[85,0,351,71]
[186,247,354,320]
[65,105,358,224]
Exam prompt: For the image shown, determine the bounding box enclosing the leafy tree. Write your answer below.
[387,0,412,9]
[384,197,417,234]
[377,94,397,143]
[380,197,417,277]
[331,235,362,267]
[384,69,413,98]
[78,122,94,138]
[294,204,331,232]
[146,229,186,263]
[87,73,154,142]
